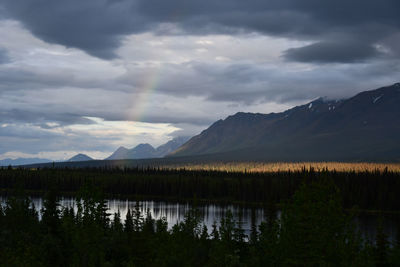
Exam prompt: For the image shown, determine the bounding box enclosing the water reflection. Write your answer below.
[0,197,269,234]
[1,196,398,242]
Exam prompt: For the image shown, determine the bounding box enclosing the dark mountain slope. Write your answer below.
[171,83,400,161]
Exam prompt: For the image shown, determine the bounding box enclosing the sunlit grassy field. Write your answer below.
[161,162,400,173]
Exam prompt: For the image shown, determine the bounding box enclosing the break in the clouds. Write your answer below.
[0,0,399,160]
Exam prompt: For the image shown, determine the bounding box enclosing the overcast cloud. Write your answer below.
[0,0,399,160]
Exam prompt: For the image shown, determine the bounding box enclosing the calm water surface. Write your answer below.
[1,197,267,234]
[1,197,398,242]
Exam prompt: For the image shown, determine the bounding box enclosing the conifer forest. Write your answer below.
[1,166,400,266]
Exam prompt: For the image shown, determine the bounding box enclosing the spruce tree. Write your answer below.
[124,208,133,233]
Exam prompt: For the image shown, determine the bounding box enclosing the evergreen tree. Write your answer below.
[211,221,220,240]
[94,192,110,229]
[233,210,246,243]
[132,201,144,232]
[41,189,60,235]
[143,208,155,234]
[40,190,64,266]
[112,210,123,232]
[124,208,134,233]
[181,207,202,238]
[219,210,235,242]
[156,216,168,234]
[249,208,258,245]
[200,225,209,241]
[279,179,365,266]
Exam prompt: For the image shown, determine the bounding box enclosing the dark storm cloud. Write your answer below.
[1,0,399,61]
[0,0,147,59]
[283,42,382,63]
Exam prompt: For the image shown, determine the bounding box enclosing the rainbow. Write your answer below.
[130,64,162,122]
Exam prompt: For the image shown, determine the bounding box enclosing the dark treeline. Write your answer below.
[1,180,399,266]
[1,167,400,211]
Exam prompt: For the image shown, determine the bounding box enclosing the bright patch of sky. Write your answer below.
[0,117,180,160]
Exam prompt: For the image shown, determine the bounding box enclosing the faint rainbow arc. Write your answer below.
[129,65,162,123]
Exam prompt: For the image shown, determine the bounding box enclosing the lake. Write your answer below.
[1,196,398,243]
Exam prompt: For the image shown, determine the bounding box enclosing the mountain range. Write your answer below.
[0,158,51,166]
[2,137,190,166]
[106,136,190,160]
[170,83,400,162]
[7,83,400,168]
[0,154,93,166]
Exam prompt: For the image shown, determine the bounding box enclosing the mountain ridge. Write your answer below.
[170,83,400,161]
[106,136,190,160]
[0,158,51,166]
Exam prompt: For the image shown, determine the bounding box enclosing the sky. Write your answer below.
[0,0,399,160]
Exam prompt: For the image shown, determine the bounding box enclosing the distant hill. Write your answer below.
[106,146,131,160]
[106,144,157,160]
[156,136,191,156]
[106,136,190,160]
[170,83,400,162]
[68,153,93,162]
[0,158,51,166]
